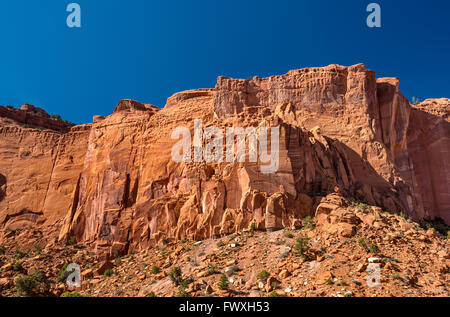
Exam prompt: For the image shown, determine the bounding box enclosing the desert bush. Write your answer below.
[351,201,370,211]
[218,274,229,290]
[258,270,270,282]
[303,216,315,229]
[68,236,76,245]
[369,242,380,254]
[358,238,368,251]
[208,265,216,275]
[57,263,74,283]
[104,269,114,277]
[151,265,160,274]
[15,250,28,259]
[60,291,83,297]
[34,244,42,255]
[13,262,23,272]
[169,267,183,285]
[294,236,310,259]
[15,270,43,296]
[50,114,62,121]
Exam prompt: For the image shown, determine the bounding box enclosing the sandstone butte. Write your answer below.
[0,63,448,262]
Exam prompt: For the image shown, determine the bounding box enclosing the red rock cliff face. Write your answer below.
[215,65,422,218]
[0,125,90,229]
[0,64,448,257]
[406,99,450,224]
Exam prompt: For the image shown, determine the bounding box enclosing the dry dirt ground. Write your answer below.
[0,207,448,298]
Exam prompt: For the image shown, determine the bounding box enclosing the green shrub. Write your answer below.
[15,250,28,259]
[34,244,42,255]
[358,238,368,251]
[176,287,191,297]
[151,265,160,274]
[284,232,294,239]
[68,236,76,245]
[369,243,380,254]
[0,245,5,255]
[178,279,189,289]
[104,269,114,277]
[176,278,192,297]
[218,274,229,290]
[208,265,216,275]
[294,236,310,259]
[15,270,43,296]
[303,216,315,229]
[216,240,225,247]
[169,267,183,286]
[60,291,83,297]
[447,231,450,239]
[50,114,62,121]
[351,201,370,211]
[338,280,348,286]
[147,292,156,297]
[268,291,281,297]
[13,262,23,272]
[57,263,74,283]
[326,279,333,285]
[258,270,270,282]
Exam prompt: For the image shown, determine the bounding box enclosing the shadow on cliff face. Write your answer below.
[407,109,450,225]
[330,139,410,214]
[0,173,6,202]
[285,127,408,215]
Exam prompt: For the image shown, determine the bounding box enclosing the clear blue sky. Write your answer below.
[0,0,449,124]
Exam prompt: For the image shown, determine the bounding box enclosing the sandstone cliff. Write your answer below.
[0,64,448,259]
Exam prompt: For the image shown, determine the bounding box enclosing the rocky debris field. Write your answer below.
[0,200,448,298]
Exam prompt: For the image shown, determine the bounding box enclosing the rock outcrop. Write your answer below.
[0,104,74,132]
[0,64,448,259]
